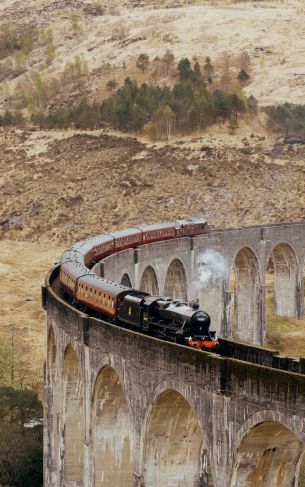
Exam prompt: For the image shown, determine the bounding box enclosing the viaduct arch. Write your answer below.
[44,221,305,486]
[99,222,305,345]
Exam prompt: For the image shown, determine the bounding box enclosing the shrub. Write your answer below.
[228,114,239,134]
[162,49,175,76]
[106,79,117,92]
[177,57,192,81]
[94,2,105,15]
[136,53,149,73]
[266,103,305,136]
[237,69,250,85]
[144,121,158,142]
[0,24,37,59]
[46,42,55,65]
[63,56,88,83]
[203,56,213,79]
[247,95,258,116]
[153,104,176,140]
[0,110,25,127]
[239,50,251,72]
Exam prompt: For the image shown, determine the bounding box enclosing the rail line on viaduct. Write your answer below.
[44,221,305,487]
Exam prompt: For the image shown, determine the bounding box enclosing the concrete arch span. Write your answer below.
[267,243,299,317]
[91,366,133,486]
[143,389,212,487]
[139,265,159,295]
[63,345,84,486]
[230,421,304,487]
[164,258,188,302]
[231,247,262,345]
[120,273,132,288]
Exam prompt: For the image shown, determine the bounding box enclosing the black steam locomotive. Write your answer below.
[117,292,218,351]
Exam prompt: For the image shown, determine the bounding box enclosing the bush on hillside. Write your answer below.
[0,24,37,59]
[136,53,150,73]
[237,69,250,85]
[266,103,305,136]
[0,111,25,127]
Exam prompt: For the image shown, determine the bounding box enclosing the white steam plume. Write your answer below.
[194,249,228,291]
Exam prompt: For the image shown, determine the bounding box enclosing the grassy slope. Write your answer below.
[266,291,305,357]
[0,240,61,390]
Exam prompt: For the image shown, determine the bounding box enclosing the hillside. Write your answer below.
[0,0,305,114]
[1,126,305,245]
[1,0,305,386]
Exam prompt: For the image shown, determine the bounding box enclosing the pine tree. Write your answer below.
[228,114,239,135]
[162,49,175,76]
[203,56,214,80]
[177,58,192,81]
[136,53,149,73]
[237,69,250,85]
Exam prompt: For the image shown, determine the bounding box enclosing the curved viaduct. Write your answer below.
[44,221,305,487]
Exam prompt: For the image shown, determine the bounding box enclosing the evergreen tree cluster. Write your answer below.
[266,103,305,137]
[0,110,25,127]
[31,58,255,136]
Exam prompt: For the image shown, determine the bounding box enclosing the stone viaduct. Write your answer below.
[44,221,305,487]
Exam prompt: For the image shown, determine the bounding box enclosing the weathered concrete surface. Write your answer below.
[45,280,305,487]
[101,222,305,345]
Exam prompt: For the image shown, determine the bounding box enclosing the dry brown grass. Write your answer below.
[0,240,61,389]
[265,280,305,358]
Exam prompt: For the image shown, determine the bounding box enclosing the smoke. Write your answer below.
[195,249,228,290]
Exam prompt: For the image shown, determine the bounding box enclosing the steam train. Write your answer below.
[59,218,219,351]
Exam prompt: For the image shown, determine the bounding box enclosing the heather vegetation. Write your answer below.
[0,340,43,487]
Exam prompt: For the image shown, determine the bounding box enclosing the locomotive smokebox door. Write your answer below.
[119,295,143,326]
